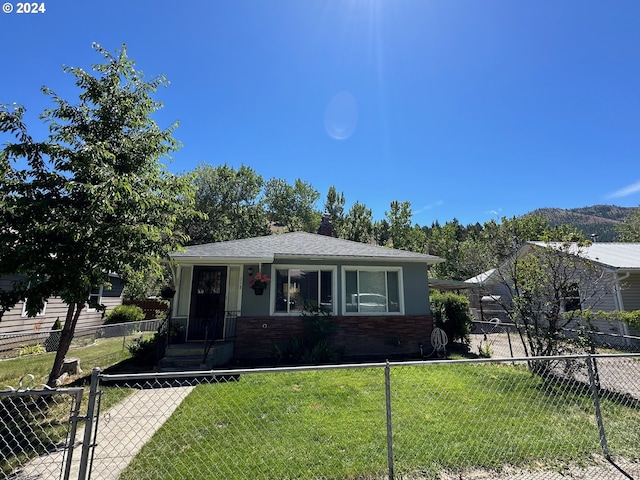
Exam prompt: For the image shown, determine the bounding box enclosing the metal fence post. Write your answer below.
[506,325,514,358]
[63,389,85,480]
[385,361,395,480]
[585,355,610,459]
[78,367,101,480]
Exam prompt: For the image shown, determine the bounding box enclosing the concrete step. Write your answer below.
[158,341,234,371]
[164,344,206,357]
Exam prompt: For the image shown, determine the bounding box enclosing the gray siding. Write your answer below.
[0,275,124,335]
[620,272,640,311]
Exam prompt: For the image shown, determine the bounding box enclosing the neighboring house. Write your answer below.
[0,274,125,335]
[168,232,443,363]
[465,242,640,336]
[465,268,513,323]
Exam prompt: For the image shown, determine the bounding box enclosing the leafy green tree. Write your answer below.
[481,215,550,265]
[184,163,269,244]
[428,220,466,279]
[435,215,551,281]
[264,178,320,232]
[342,201,373,243]
[0,44,198,386]
[323,186,345,237]
[500,241,607,374]
[616,206,640,241]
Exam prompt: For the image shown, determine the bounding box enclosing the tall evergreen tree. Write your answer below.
[616,206,640,242]
[323,186,345,237]
[342,201,373,243]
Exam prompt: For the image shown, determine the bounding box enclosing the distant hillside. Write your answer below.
[526,205,637,242]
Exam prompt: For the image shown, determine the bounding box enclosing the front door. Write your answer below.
[189,266,227,341]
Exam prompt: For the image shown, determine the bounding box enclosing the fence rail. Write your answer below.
[0,319,162,360]
[470,319,640,359]
[86,354,640,480]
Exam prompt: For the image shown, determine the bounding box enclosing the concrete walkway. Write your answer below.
[15,386,194,480]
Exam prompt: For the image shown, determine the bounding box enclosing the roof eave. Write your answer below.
[169,253,443,265]
[169,255,275,265]
[275,254,444,265]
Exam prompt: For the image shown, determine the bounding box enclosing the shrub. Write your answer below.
[45,318,63,352]
[430,290,473,345]
[127,333,164,366]
[104,305,144,325]
[18,344,46,356]
[478,339,493,358]
[273,307,339,364]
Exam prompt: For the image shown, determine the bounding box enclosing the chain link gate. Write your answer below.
[1,381,84,480]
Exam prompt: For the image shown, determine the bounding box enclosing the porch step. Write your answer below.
[158,341,234,372]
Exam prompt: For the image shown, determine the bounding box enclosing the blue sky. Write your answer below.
[2,1,639,226]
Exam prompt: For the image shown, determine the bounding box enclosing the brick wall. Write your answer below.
[233,315,434,362]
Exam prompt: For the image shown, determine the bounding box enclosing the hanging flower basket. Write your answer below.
[249,273,270,296]
[160,286,176,299]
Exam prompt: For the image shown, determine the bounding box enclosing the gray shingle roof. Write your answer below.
[172,232,443,264]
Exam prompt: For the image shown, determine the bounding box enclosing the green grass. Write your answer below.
[1,335,141,476]
[0,335,148,389]
[119,363,640,480]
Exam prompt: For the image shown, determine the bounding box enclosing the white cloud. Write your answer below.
[414,200,444,215]
[607,180,640,199]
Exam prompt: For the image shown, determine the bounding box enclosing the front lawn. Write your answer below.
[0,336,138,389]
[119,362,640,479]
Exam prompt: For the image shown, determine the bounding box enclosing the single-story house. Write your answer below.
[0,274,125,336]
[465,242,640,336]
[168,232,443,363]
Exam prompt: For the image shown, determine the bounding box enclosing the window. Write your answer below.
[273,267,335,314]
[562,283,581,312]
[20,278,47,317]
[87,286,103,311]
[196,270,222,294]
[343,267,403,314]
[21,299,47,317]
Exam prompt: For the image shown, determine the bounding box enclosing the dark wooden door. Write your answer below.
[189,267,227,341]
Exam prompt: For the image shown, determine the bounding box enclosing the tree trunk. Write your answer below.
[47,302,84,388]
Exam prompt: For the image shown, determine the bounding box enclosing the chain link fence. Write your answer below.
[76,355,639,480]
[1,384,84,480]
[4,354,640,479]
[471,320,640,359]
[0,319,162,360]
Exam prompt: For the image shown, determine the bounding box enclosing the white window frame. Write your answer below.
[87,286,103,312]
[270,265,338,316]
[21,299,47,317]
[341,266,405,315]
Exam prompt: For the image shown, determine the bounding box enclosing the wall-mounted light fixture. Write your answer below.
[248,267,254,277]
